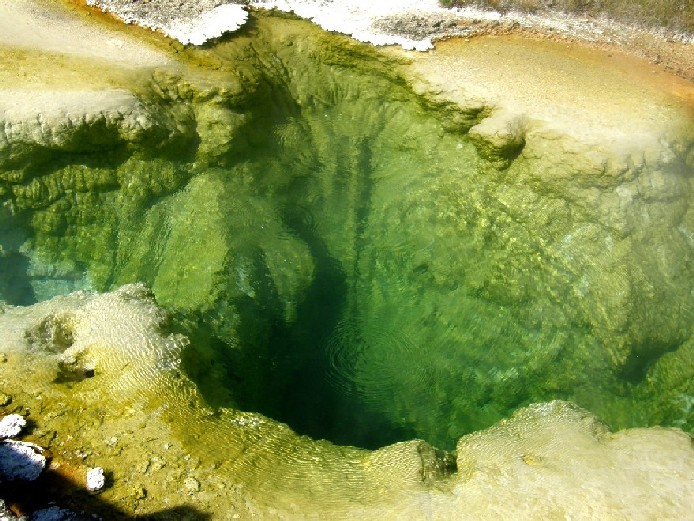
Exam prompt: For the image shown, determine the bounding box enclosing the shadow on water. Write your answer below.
[0,209,36,306]
[0,252,36,306]
[175,202,416,450]
[0,458,210,520]
[246,205,416,450]
[263,206,351,442]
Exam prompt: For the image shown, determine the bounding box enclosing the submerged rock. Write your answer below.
[467,109,527,167]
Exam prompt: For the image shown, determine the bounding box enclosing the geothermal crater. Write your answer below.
[1,1,693,519]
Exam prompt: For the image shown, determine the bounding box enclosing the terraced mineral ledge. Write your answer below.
[1,0,693,519]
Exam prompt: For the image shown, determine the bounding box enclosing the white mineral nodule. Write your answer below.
[0,414,26,439]
[184,476,201,494]
[0,441,46,481]
[86,466,106,493]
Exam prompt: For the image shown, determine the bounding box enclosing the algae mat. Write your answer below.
[0,7,693,519]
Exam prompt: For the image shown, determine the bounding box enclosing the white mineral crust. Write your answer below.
[164,4,248,46]
[0,414,26,439]
[85,0,248,46]
[86,0,474,50]
[0,441,46,481]
[251,0,445,50]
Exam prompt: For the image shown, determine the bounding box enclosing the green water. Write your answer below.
[1,13,693,450]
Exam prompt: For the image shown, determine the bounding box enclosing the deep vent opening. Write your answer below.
[176,245,421,450]
[166,41,431,448]
[252,205,419,449]
[173,77,423,448]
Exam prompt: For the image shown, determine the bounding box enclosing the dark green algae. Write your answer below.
[1,11,693,450]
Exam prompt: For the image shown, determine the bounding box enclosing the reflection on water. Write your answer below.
[1,12,693,458]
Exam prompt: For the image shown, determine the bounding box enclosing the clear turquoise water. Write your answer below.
[1,17,693,451]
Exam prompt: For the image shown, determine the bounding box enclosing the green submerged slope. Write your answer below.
[1,10,693,456]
